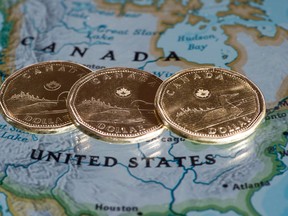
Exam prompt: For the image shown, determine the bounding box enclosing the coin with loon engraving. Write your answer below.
[155,67,266,144]
[67,67,164,143]
[0,61,92,133]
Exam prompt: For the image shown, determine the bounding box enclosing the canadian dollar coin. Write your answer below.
[67,67,164,143]
[0,61,92,133]
[155,67,266,144]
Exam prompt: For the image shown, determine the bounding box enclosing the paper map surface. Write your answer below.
[0,0,287,215]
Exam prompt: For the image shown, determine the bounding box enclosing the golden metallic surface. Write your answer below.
[155,67,266,144]
[0,61,92,133]
[67,67,164,143]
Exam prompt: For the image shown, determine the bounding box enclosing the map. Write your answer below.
[0,0,287,215]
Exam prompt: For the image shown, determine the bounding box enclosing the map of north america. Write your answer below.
[0,0,287,215]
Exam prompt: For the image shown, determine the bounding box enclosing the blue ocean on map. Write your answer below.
[0,193,12,216]
[252,173,288,216]
[188,210,238,216]
[252,154,288,216]
[256,0,288,30]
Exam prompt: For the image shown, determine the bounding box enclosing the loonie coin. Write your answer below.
[0,61,92,133]
[155,67,266,144]
[67,67,164,143]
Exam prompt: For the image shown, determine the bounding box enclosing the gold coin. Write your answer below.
[0,61,92,133]
[155,67,266,144]
[67,67,164,143]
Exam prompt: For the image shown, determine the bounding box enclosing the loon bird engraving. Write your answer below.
[196,93,243,124]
